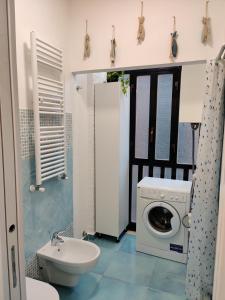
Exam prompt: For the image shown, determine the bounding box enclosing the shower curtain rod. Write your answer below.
[216,45,225,62]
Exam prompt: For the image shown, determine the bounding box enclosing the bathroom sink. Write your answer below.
[37,236,100,286]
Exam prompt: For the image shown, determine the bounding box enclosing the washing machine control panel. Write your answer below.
[140,188,188,203]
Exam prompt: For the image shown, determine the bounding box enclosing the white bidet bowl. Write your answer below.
[37,237,100,287]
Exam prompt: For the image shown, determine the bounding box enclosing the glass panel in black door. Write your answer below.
[155,74,173,161]
[135,76,151,159]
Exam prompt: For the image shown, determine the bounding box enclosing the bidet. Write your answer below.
[37,236,100,287]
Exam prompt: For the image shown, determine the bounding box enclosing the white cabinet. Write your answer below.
[95,82,130,239]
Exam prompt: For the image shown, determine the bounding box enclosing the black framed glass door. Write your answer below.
[128,67,197,228]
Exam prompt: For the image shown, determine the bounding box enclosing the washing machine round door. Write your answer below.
[143,201,180,239]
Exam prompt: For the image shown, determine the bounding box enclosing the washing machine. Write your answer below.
[136,177,192,264]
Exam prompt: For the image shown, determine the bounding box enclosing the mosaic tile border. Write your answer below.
[25,223,74,280]
[25,254,41,280]
[19,109,72,160]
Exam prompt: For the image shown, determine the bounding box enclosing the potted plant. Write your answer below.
[107,71,130,95]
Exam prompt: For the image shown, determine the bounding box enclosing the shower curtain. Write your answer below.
[186,60,225,300]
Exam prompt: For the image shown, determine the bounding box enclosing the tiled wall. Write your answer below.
[19,109,72,159]
[19,109,73,277]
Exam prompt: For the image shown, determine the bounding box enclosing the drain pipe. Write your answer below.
[191,123,199,175]
[190,123,200,210]
[182,123,200,231]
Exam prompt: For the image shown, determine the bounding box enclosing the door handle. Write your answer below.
[172,143,176,154]
[11,245,17,288]
[150,128,154,143]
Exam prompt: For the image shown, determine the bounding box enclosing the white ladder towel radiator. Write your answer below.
[30,31,67,190]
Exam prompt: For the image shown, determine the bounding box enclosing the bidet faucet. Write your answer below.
[51,231,64,246]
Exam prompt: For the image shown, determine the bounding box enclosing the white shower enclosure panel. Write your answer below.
[95,82,130,239]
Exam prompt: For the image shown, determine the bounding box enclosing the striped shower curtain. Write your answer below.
[186,60,225,300]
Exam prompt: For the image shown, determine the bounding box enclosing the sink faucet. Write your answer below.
[51,231,64,247]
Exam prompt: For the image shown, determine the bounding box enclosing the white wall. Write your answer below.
[180,63,205,122]
[15,0,73,111]
[73,73,106,238]
[69,0,225,73]
[15,0,225,77]
[14,0,212,239]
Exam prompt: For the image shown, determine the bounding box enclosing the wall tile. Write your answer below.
[19,109,72,159]
[19,108,73,277]
[22,150,73,260]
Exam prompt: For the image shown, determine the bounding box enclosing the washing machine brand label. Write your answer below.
[170,244,183,253]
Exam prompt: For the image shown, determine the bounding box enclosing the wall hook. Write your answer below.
[112,25,115,39]
[173,16,176,32]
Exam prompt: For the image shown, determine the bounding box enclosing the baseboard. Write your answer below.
[95,228,127,242]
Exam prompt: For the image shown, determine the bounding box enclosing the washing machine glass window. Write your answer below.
[143,202,180,239]
[149,207,173,232]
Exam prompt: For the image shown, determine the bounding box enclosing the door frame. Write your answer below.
[1,1,224,297]
[0,0,26,299]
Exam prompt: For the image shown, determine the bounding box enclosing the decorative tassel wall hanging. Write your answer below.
[110,25,117,65]
[83,20,91,59]
[137,1,145,44]
[170,16,178,61]
[201,1,211,45]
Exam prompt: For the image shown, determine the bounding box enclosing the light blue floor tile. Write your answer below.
[88,277,152,300]
[104,250,156,286]
[56,276,186,300]
[54,234,187,300]
[119,234,136,254]
[54,273,102,300]
[154,257,187,276]
[149,258,186,296]
[147,288,186,300]
[92,236,124,251]
[92,247,115,274]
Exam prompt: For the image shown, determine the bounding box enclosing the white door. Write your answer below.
[0,125,10,299]
[0,0,26,299]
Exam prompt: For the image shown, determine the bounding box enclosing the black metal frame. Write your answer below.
[127,67,194,230]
